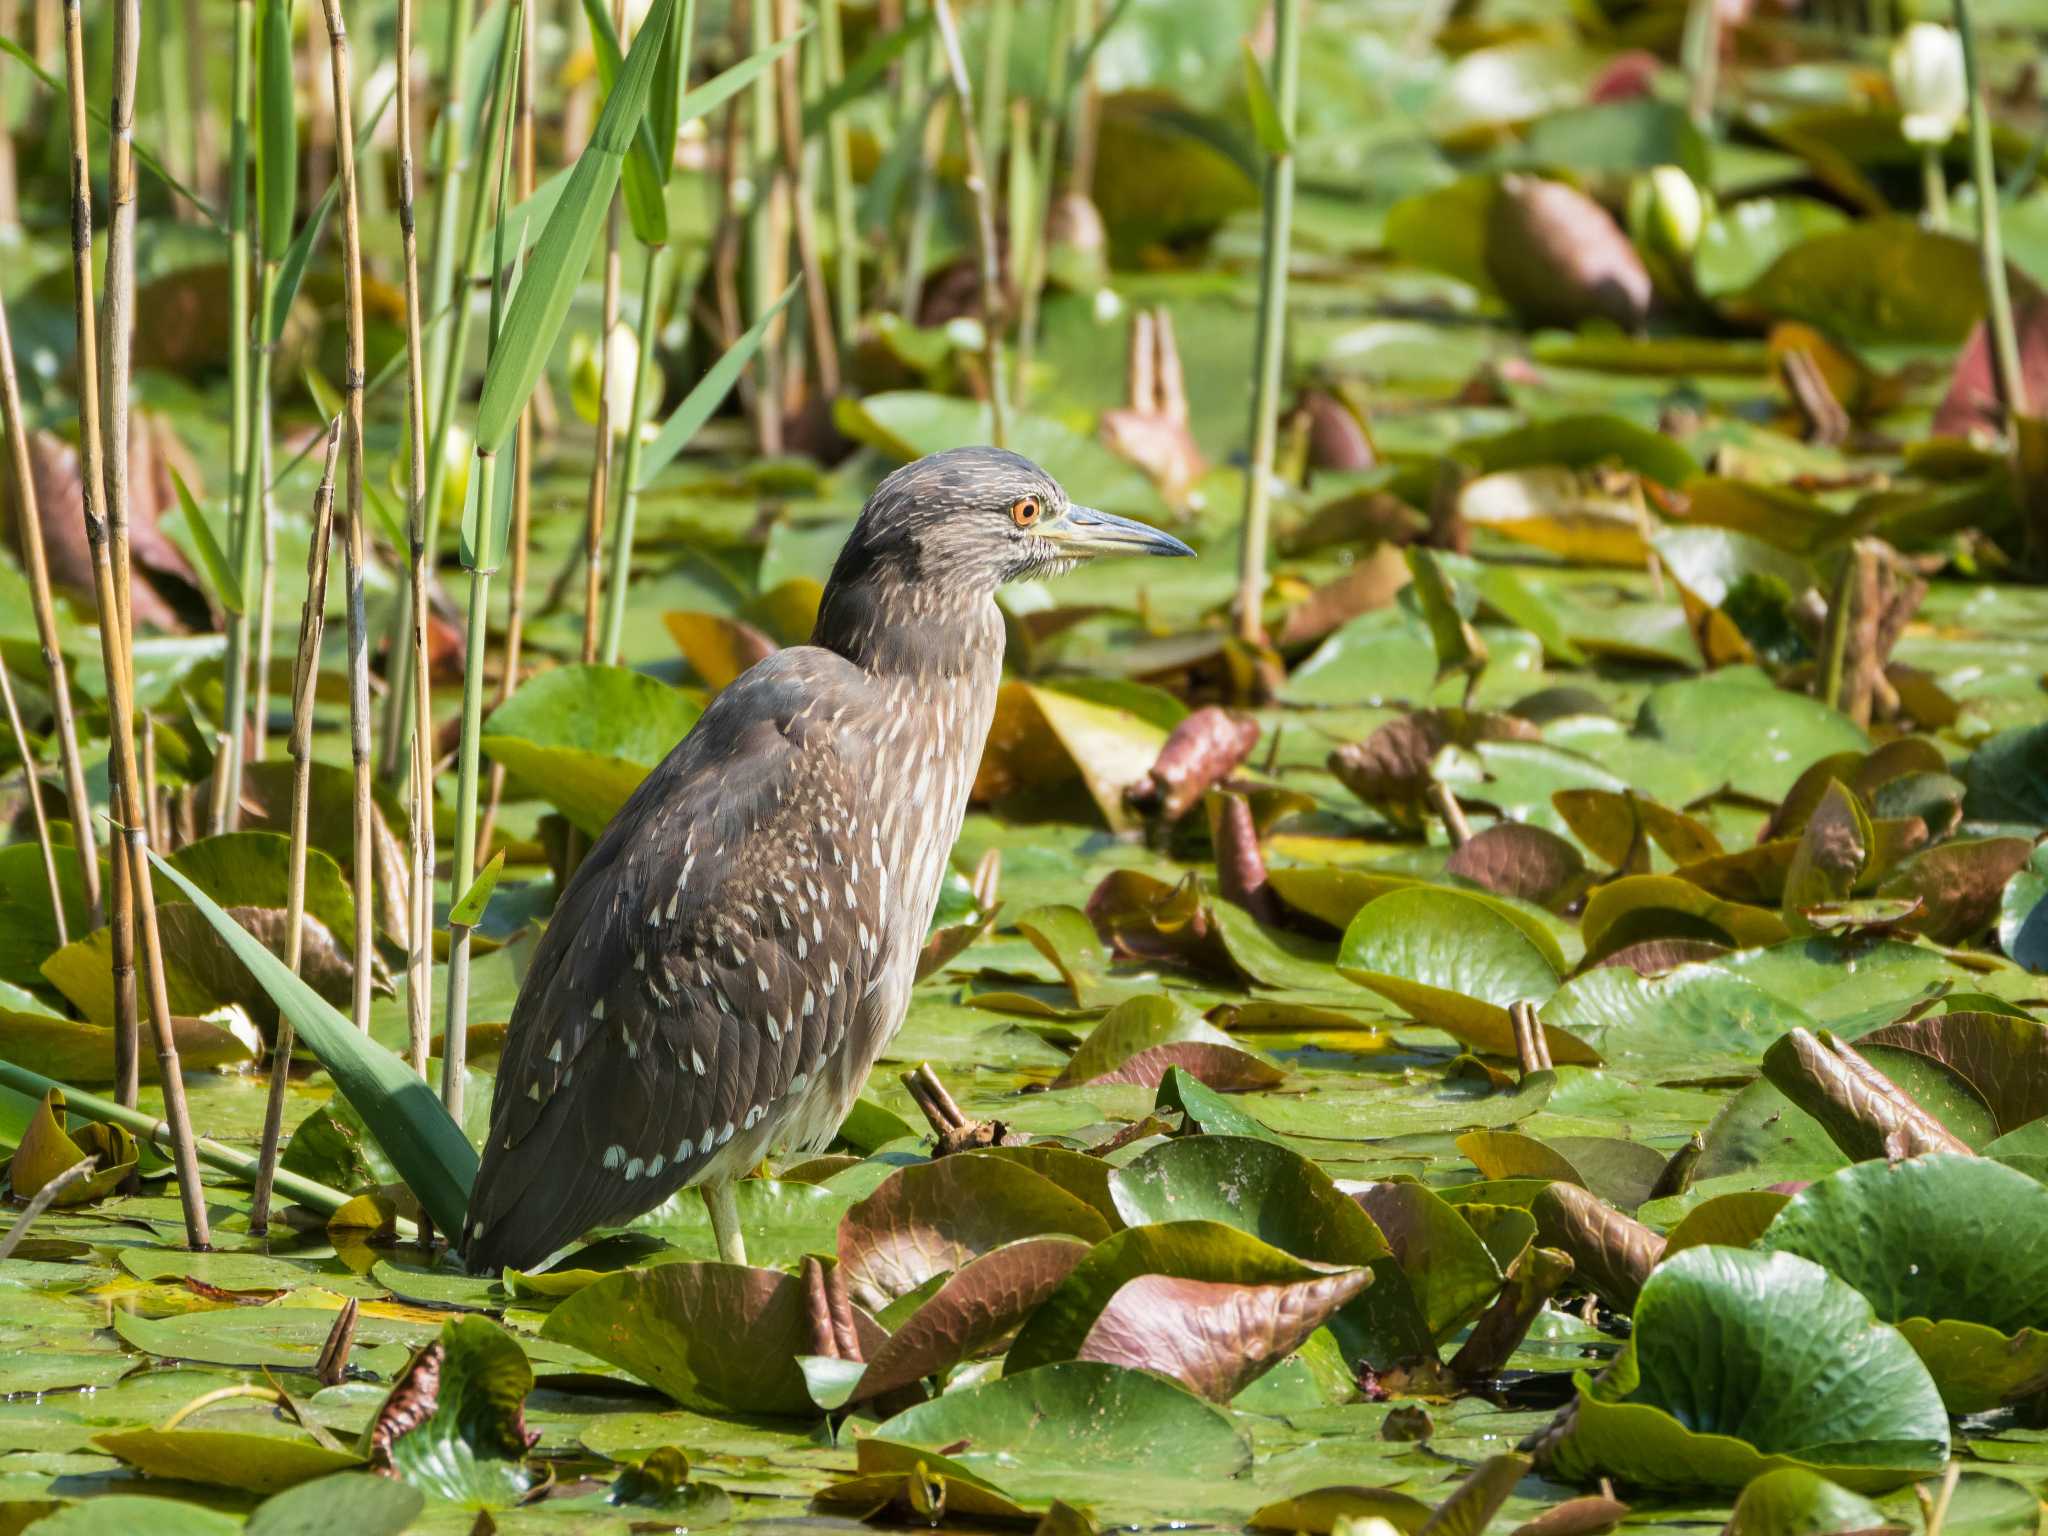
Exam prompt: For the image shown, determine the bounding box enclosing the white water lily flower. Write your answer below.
[569,323,645,435]
[1891,23,1967,146]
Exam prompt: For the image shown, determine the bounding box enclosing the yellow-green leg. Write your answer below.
[703,1181,747,1266]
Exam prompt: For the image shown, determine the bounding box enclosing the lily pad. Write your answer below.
[540,1261,887,1416]
[1538,1246,1950,1492]
[1338,887,1583,1062]
[480,664,703,835]
[1756,1156,2048,1411]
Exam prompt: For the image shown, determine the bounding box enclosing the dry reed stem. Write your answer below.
[61,0,209,1241]
[319,0,378,1034]
[250,418,342,1234]
[0,292,99,921]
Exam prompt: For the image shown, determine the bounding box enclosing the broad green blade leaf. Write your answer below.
[649,0,693,182]
[0,38,223,228]
[580,0,672,247]
[147,854,478,1239]
[1241,41,1290,156]
[802,11,933,137]
[167,468,242,615]
[256,0,297,262]
[473,0,681,454]
[480,166,571,276]
[634,277,802,491]
[450,849,506,928]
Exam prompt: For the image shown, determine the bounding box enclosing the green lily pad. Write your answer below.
[91,1428,365,1496]
[25,1496,244,1535]
[872,1360,1252,1492]
[540,1261,886,1416]
[1109,1136,1390,1265]
[1538,964,1817,1072]
[1539,1246,1950,1492]
[1338,887,1581,1061]
[1757,1156,2048,1411]
[379,1317,539,1507]
[480,663,703,834]
[244,1471,426,1536]
[1721,1467,1896,1536]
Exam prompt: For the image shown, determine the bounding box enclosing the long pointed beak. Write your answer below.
[1042,504,1196,560]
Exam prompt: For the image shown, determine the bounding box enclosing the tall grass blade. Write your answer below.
[580,0,672,247]
[476,0,796,453]
[168,467,242,614]
[150,854,478,1237]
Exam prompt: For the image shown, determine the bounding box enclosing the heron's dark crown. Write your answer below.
[812,447,1067,675]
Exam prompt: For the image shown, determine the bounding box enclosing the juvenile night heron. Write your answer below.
[463,448,1193,1272]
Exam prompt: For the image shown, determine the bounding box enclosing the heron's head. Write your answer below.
[825,446,1194,599]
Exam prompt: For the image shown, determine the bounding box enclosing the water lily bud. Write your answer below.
[568,323,643,435]
[1644,164,1705,258]
[1891,23,1967,146]
[439,421,472,525]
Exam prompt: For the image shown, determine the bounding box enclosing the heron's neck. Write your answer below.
[812,575,1005,686]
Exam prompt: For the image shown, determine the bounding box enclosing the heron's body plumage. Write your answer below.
[464,447,1188,1273]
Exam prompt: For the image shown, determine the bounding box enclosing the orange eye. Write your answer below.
[1011,496,1041,528]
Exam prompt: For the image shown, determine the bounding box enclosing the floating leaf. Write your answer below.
[1536,1247,1949,1492]
[541,1261,885,1415]
[480,665,702,835]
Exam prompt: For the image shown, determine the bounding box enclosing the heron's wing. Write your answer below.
[463,652,887,1272]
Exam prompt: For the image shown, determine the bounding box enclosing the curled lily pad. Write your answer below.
[1536,1246,1949,1492]
[8,1089,137,1204]
[975,680,1182,833]
[850,1236,1093,1402]
[1052,994,1235,1086]
[1356,1180,1514,1341]
[1008,1220,1340,1373]
[1756,1156,2048,1412]
[540,1261,887,1415]
[1077,1269,1372,1401]
[1860,1011,2048,1135]
[1249,1484,1432,1534]
[836,1155,1111,1309]
[371,1317,539,1507]
[1339,888,1587,1063]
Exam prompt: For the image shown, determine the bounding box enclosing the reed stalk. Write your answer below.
[0,655,64,945]
[0,292,98,923]
[379,1,519,772]
[978,0,1011,188]
[931,0,1006,445]
[318,0,378,1035]
[1012,0,1077,402]
[479,0,538,857]
[0,1060,360,1220]
[62,0,209,1242]
[598,243,668,663]
[211,0,255,834]
[776,0,838,400]
[250,419,342,1235]
[817,0,858,341]
[396,0,437,1076]
[102,0,138,656]
[581,0,628,667]
[444,0,526,1119]
[748,0,784,454]
[1234,0,1300,646]
[228,0,294,807]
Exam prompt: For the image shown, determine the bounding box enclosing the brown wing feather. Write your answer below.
[463,651,886,1272]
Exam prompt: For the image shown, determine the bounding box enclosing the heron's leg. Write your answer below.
[703,1181,747,1266]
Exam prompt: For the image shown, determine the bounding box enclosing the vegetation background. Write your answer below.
[0,0,2046,1529]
